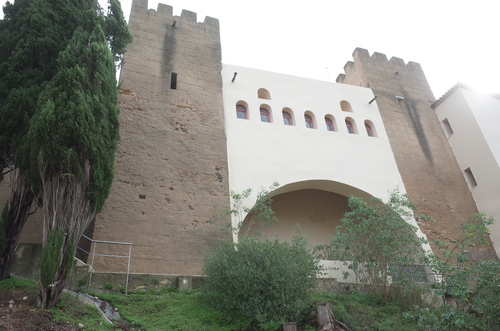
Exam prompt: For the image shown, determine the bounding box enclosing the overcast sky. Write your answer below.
[2,0,499,98]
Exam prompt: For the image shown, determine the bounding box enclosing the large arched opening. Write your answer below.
[237,180,374,247]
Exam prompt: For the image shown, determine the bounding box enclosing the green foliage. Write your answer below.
[0,276,37,292]
[23,17,120,212]
[0,0,131,300]
[0,0,91,169]
[102,0,133,67]
[105,282,114,290]
[99,288,252,331]
[0,203,7,253]
[431,213,494,268]
[202,235,320,326]
[66,232,76,274]
[404,305,480,331]
[413,213,500,330]
[50,292,115,330]
[40,227,64,288]
[78,277,88,288]
[315,292,421,331]
[225,182,279,238]
[328,190,428,302]
[407,261,500,330]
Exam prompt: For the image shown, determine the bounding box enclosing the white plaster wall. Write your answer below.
[434,87,500,258]
[463,89,500,166]
[222,64,430,251]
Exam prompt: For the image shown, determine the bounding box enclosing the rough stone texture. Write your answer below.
[89,0,231,275]
[337,48,496,260]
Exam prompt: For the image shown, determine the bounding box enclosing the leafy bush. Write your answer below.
[405,214,500,330]
[202,235,320,326]
[328,190,429,303]
[214,182,279,239]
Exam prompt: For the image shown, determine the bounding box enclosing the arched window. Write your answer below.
[325,117,334,131]
[345,120,354,134]
[365,123,374,136]
[260,108,271,123]
[364,120,377,137]
[257,88,271,100]
[340,100,353,112]
[236,105,247,119]
[305,115,314,129]
[282,110,293,125]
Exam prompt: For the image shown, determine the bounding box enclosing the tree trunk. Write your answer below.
[316,302,350,331]
[38,236,72,309]
[37,164,94,309]
[0,171,34,280]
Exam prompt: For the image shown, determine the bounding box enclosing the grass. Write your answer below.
[95,288,422,331]
[0,277,114,330]
[50,293,116,330]
[1,277,424,330]
[98,287,253,331]
[0,275,38,292]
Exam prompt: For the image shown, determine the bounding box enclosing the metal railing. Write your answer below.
[77,234,133,294]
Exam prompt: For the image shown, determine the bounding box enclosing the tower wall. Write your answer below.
[91,0,231,274]
[337,48,496,259]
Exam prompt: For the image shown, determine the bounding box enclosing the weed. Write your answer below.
[78,277,87,288]
[50,292,115,330]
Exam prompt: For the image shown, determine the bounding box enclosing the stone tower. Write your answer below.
[337,48,496,259]
[90,0,231,274]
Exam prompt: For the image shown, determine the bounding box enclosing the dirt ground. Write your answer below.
[0,287,78,330]
[0,288,131,330]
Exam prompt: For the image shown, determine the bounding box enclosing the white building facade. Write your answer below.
[433,85,500,258]
[222,64,432,277]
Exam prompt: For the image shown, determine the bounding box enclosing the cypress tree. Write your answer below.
[0,0,88,280]
[0,0,131,307]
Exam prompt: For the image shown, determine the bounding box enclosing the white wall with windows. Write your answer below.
[433,85,500,258]
[221,65,431,268]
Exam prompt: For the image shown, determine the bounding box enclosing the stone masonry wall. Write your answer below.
[337,48,496,260]
[90,0,231,275]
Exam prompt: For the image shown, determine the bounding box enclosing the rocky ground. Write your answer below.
[0,288,131,330]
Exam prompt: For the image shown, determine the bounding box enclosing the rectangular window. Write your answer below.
[442,118,454,137]
[170,72,177,90]
[464,167,477,188]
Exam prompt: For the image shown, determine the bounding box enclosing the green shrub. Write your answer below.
[328,190,429,304]
[40,227,64,287]
[105,282,114,290]
[78,277,87,288]
[202,235,320,326]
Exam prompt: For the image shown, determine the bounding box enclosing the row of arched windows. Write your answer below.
[236,103,376,137]
[256,88,356,113]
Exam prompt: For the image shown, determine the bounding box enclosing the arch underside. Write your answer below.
[238,180,374,246]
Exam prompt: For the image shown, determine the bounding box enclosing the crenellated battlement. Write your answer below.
[336,47,427,92]
[350,47,421,68]
[131,0,219,28]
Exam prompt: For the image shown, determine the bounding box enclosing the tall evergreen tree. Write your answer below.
[0,0,131,307]
[0,0,90,280]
